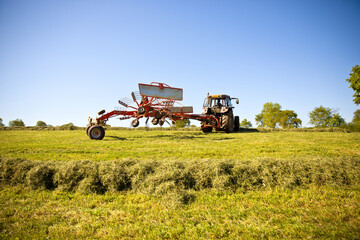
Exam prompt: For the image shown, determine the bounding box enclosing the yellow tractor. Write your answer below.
[201,94,240,133]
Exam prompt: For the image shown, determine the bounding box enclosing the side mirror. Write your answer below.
[231,98,239,104]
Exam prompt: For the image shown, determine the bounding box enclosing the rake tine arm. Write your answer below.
[96,110,137,123]
[131,92,140,107]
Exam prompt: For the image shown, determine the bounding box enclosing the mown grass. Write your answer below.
[1,129,360,239]
[0,185,359,239]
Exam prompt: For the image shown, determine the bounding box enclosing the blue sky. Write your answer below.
[0,0,359,127]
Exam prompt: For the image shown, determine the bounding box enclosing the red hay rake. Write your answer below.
[87,82,219,140]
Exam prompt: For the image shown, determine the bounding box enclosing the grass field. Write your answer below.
[1,129,359,161]
[1,129,360,239]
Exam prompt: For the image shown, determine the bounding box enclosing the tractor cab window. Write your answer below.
[203,98,210,107]
[203,97,233,108]
[226,98,233,108]
[215,99,222,107]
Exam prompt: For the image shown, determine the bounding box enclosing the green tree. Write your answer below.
[59,122,75,130]
[9,119,25,127]
[0,118,4,127]
[255,114,264,127]
[309,106,333,127]
[278,110,302,128]
[346,65,360,105]
[255,102,282,128]
[352,109,360,125]
[256,102,301,128]
[36,120,47,127]
[329,113,346,127]
[240,119,252,128]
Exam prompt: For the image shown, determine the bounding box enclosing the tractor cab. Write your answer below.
[203,94,239,115]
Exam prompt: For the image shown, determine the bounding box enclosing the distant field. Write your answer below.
[1,129,359,161]
[1,130,360,239]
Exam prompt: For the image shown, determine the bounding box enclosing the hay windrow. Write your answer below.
[1,157,359,195]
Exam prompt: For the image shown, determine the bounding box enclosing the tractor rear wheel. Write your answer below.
[234,116,240,132]
[201,121,212,133]
[222,111,234,133]
[88,125,105,140]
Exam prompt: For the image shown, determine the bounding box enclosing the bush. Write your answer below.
[257,127,350,133]
[340,123,360,132]
[36,121,47,127]
[240,119,252,128]
[58,123,77,130]
[9,119,25,127]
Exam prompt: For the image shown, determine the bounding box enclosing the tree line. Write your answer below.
[2,106,358,130]
[237,103,359,129]
[0,119,48,127]
[0,119,75,129]
[239,65,360,129]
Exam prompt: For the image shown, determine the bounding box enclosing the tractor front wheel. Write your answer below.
[234,116,240,132]
[201,121,212,133]
[88,125,105,140]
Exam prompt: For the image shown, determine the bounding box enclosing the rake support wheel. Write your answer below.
[152,118,159,125]
[159,119,165,126]
[131,119,140,128]
[88,125,105,140]
[86,125,91,136]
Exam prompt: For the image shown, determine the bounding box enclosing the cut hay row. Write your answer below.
[1,157,359,195]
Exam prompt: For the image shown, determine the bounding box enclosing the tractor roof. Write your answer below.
[207,94,231,99]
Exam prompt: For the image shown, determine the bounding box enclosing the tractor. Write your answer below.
[86,82,240,140]
[200,94,240,133]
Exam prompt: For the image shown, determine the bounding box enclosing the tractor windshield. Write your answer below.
[203,97,233,108]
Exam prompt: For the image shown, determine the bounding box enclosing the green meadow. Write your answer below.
[1,129,360,239]
[1,129,359,161]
